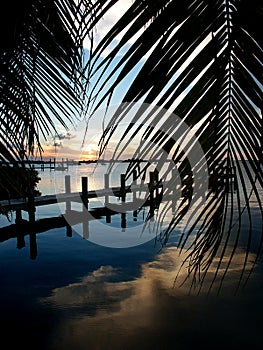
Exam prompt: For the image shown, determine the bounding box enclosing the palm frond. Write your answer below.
[87,0,263,292]
[0,0,91,163]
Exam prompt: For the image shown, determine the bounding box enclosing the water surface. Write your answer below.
[0,163,262,350]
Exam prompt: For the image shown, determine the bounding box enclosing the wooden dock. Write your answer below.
[24,157,81,171]
[0,171,163,221]
[0,171,164,259]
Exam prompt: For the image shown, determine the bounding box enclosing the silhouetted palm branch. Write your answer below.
[0,0,92,198]
[87,0,263,292]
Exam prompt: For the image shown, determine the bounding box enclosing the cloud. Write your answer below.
[44,265,125,307]
[57,132,75,140]
[40,246,263,350]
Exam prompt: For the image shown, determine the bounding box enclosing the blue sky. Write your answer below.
[40,0,210,161]
[41,1,143,160]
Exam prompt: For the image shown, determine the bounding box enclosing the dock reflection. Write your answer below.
[0,203,156,259]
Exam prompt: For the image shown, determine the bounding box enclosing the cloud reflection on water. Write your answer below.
[42,246,263,350]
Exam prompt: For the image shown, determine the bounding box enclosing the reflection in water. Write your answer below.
[42,246,263,350]
[0,162,262,350]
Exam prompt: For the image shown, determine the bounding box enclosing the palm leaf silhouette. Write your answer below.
[0,0,262,292]
[87,0,263,292]
[0,0,90,198]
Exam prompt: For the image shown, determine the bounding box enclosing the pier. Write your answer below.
[0,164,239,259]
[26,158,72,171]
[0,170,164,258]
[0,169,163,214]
[0,162,239,260]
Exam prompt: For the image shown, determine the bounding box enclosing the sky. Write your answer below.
[41,0,136,161]
[39,1,212,162]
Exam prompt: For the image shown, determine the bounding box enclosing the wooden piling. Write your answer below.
[15,209,22,224]
[81,176,88,209]
[106,213,111,223]
[66,223,72,237]
[65,175,71,193]
[104,173,109,206]
[81,176,89,239]
[120,174,126,202]
[28,194,36,223]
[65,175,71,212]
[121,212,126,231]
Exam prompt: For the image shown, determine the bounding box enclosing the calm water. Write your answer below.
[0,163,262,350]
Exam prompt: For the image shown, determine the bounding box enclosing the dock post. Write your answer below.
[65,172,72,237]
[120,174,126,202]
[104,173,109,206]
[28,195,36,223]
[15,209,22,224]
[81,176,88,209]
[121,212,126,232]
[104,173,111,223]
[82,176,89,239]
[66,224,72,237]
[28,182,37,258]
[65,174,71,192]
[65,175,71,213]
[106,213,111,223]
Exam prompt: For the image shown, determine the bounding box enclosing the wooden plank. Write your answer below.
[0,182,162,212]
